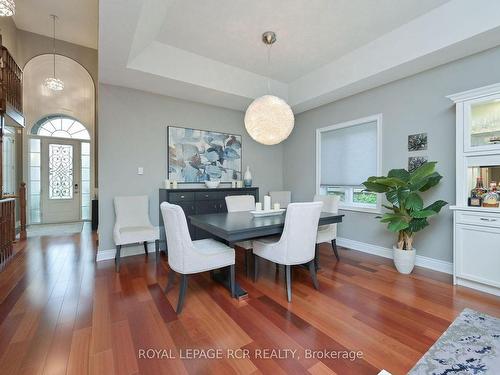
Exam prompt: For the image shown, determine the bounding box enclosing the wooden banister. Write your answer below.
[0,197,15,269]
[0,34,24,127]
[19,182,26,240]
[0,45,22,115]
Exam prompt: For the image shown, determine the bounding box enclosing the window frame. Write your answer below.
[31,115,90,140]
[316,114,383,214]
[2,127,16,195]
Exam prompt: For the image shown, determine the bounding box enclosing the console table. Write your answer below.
[158,187,259,250]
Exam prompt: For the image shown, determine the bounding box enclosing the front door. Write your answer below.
[41,138,80,223]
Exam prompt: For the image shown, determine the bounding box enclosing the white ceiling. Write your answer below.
[100,0,500,113]
[13,0,98,49]
[157,0,449,82]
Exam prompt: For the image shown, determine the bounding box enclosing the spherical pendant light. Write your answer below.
[0,0,15,17]
[244,31,295,145]
[44,77,64,91]
[244,94,294,145]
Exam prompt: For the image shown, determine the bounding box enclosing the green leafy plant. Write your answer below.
[362,161,447,250]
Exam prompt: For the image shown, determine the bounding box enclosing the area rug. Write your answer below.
[409,308,500,374]
[27,222,84,237]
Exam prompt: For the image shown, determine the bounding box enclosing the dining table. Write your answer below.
[189,210,344,299]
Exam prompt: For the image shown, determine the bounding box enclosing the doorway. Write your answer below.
[29,116,92,224]
[41,138,80,223]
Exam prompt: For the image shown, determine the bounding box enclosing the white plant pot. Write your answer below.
[392,246,416,274]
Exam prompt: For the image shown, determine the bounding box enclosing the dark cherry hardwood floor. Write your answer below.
[0,223,499,375]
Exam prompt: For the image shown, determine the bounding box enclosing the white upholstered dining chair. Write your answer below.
[225,195,255,277]
[314,194,340,261]
[269,191,291,208]
[253,201,323,302]
[161,202,236,314]
[113,195,159,272]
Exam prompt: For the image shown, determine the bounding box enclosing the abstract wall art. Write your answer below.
[167,126,242,183]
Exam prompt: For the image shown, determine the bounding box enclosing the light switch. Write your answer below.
[138,167,144,175]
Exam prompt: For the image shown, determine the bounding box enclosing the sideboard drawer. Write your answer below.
[168,192,195,202]
[195,191,220,201]
[455,211,500,228]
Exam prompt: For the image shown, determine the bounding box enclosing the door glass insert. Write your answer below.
[49,143,73,200]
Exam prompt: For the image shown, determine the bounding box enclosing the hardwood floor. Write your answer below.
[0,224,499,375]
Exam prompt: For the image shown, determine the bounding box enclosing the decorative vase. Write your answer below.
[392,246,416,274]
[243,166,252,187]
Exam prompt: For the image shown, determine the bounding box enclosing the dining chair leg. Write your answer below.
[177,274,188,314]
[229,264,236,298]
[308,260,319,290]
[115,245,121,272]
[314,243,320,270]
[285,265,292,302]
[331,239,340,261]
[253,254,259,282]
[155,240,160,263]
[165,268,176,293]
[143,241,149,256]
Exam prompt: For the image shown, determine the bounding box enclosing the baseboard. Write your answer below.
[96,242,158,262]
[455,277,500,297]
[337,237,453,275]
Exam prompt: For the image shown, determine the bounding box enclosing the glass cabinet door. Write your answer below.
[465,94,500,151]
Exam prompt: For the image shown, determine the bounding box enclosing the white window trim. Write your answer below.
[316,114,383,214]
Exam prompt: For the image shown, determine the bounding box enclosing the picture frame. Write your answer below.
[167,126,242,183]
[408,133,428,151]
[408,156,428,172]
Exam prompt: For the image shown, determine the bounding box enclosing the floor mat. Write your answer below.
[27,222,84,237]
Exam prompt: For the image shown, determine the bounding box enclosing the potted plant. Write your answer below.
[362,162,447,274]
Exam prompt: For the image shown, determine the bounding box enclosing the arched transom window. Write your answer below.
[32,115,90,140]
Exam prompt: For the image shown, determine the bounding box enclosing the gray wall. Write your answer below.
[17,30,97,84]
[283,46,500,263]
[17,29,99,188]
[0,17,19,63]
[0,25,97,84]
[98,84,284,251]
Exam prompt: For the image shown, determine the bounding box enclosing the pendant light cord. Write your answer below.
[267,43,272,94]
[51,15,57,79]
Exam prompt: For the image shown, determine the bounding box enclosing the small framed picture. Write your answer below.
[408,133,427,151]
[408,156,428,172]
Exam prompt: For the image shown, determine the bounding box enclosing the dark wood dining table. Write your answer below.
[189,211,344,299]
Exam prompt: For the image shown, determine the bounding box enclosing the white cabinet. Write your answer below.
[453,213,500,296]
[449,83,500,297]
[463,92,500,153]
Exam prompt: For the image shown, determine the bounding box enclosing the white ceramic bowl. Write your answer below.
[205,180,220,189]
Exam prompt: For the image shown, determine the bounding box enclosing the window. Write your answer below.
[29,138,41,223]
[2,127,15,195]
[32,115,90,140]
[316,114,382,213]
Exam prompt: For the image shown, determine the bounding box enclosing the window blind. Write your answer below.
[320,120,377,186]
